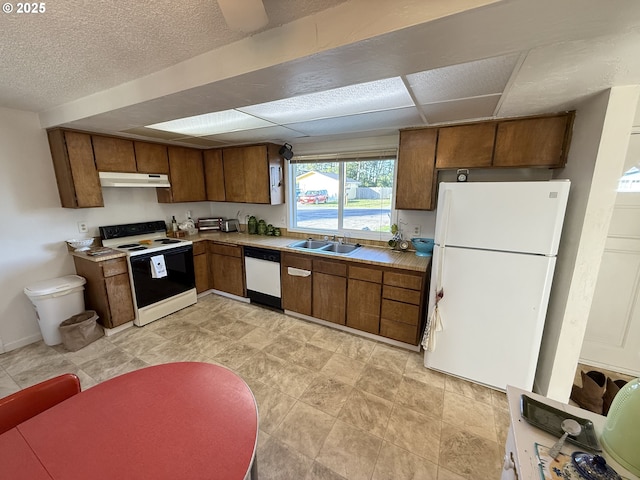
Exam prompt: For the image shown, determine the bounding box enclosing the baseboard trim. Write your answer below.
[3,333,43,352]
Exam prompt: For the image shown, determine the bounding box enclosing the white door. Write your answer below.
[435,181,570,255]
[424,245,557,390]
[580,134,640,376]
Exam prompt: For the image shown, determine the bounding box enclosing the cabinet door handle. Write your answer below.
[287,267,311,277]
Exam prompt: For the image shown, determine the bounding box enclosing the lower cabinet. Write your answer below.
[312,258,347,325]
[72,256,135,329]
[380,271,425,345]
[208,242,244,297]
[346,266,382,334]
[281,253,312,316]
[193,241,210,294]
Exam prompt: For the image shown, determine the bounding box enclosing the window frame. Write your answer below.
[286,150,398,241]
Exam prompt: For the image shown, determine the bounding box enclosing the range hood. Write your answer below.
[99,172,170,188]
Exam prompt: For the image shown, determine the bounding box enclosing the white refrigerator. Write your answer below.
[423,181,570,391]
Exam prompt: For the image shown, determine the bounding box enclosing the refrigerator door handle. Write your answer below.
[437,188,453,247]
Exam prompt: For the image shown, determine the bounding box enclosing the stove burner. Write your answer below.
[129,246,148,251]
[118,243,140,248]
[155,239,181,244]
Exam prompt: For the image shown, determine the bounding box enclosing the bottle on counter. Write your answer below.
[171,216,178,233]
[248,216,257,234]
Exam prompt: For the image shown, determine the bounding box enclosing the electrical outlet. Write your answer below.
[411,224,421,236]
[77,222,88,233]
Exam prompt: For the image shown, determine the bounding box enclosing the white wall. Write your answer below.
[536,86,640,401]
[0,107,213,351]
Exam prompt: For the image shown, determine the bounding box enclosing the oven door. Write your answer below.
[129,245,195,309]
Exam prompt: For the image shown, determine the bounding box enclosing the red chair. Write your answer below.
[0,373,81,435]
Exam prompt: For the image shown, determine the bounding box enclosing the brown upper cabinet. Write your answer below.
[134,142,169,174]
[396,128,437,211]
[396,112,574,210]
[203,149,225,202]
[436,122,496,169]
[47,129,104,208]
[92,136,136,172]
[92,135,169,174]
[493,114,573,168]
[157,146,206,203]
[222,144,284,204]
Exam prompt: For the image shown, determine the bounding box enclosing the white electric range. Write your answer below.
[100,221,197,327]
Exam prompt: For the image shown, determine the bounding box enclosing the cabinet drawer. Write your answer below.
[192,241,207,256]
[349,265,382,283]
[380,318,418,345]
[383,271,422,290]
[381,299,420,326]
[313,259,347,277]
[209,242,241,257]
[282,253,312,271]
[383,285,421,305]
[101,258,128,277]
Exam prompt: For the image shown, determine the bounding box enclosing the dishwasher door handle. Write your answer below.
[287,267,311,277]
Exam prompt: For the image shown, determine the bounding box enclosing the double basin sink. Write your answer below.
[287,239,361,256]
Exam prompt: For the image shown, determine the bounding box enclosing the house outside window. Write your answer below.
[288,150,396,238]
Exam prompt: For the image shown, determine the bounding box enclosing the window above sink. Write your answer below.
[288,150,397,241]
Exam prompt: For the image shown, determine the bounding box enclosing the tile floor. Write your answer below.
[0,294,509,480]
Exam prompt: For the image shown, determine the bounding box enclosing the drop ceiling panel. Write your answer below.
[147,110,275,136]
[407,54,520,104]
[285,107,424,136]
[203,125,307,143]
[170,136,229,147]
[239,77,414,124]
[120,127,189,140]
[421,95,500,124]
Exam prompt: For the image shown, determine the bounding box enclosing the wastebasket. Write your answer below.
[59,310,103,351]
[24,275,86,346]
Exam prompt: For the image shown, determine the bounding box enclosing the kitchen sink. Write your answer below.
[288,239,332,249]
[319,243,361,254]
[287,239,361,255]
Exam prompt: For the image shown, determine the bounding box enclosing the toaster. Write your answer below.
[220,219,239,232]
[197,217,223,231]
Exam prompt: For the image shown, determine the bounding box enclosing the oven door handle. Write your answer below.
[129,245,193,262]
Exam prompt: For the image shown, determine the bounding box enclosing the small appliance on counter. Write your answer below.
[197,217,223,231]
[220,219,239,232]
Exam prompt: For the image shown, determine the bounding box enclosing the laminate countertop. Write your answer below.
[71,232,431,272]
[193,232,431,272]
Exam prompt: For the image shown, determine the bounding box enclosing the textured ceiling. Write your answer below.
[2,0,640,147]
[0,0,348,112]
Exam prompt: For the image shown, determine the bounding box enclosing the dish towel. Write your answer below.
[150,255,167,279]
[422,289,444,351]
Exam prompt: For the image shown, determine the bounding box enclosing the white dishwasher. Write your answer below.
[244,246,281,309]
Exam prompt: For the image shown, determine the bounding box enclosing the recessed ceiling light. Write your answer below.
[146,110,274,136]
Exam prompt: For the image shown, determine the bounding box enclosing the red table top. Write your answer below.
[1,363,258,480]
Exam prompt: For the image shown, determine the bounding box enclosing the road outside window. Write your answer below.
[290,154,395,235]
